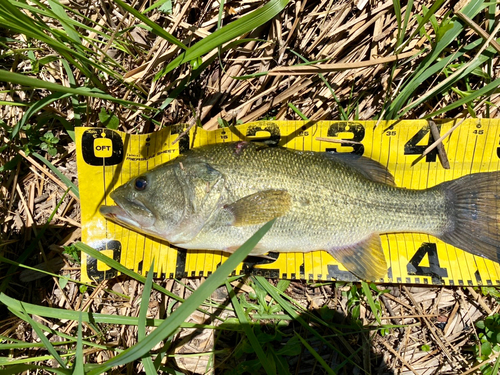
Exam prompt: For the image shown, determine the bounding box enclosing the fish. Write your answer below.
[99,141,500,281]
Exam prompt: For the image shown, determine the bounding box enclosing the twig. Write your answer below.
[268,50,422,75]
[315,137,362,145]
[172,99,203,145]
[466,286,493,315]
[2,135,79,201]
[403,285,467,369]
[442,302,460,336]
[381,341,420,375]
[16,184,34,229]
[455,11,500,54]
[428,120,450,169]
[460,352,500,375]
[380,314,438,320]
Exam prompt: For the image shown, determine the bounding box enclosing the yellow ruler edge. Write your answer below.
[75,119,500,285]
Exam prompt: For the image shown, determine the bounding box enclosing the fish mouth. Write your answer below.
[100,198,156,230]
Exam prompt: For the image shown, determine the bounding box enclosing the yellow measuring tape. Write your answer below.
[76,119,500,285]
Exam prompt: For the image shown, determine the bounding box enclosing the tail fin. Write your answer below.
[438,171,500,263]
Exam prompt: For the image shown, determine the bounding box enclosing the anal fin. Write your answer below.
[327,234,387,281]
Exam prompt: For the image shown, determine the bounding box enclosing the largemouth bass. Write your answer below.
[100,141,500,281]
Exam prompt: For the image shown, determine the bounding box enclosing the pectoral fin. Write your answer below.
[225,189,291,226]
[327,234,387,281]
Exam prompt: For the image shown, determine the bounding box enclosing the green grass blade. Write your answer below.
[73,311,84,375]
[0,293,161,327]
[387,38,482,114]
[396,0,445,53]
[361,281,382,326]
[0,70,149,107]
[420,0,485,68]
[139,261,157,375]
[16,303,68,369]
[10,92,71,139]
[0,339,72,350]
[141,358,157,374]
[32,152,79,198]
[0,255,83,283]
[138,261,155,341]
[0,349,73,367]
[253,276,362,371]
[0,1,104,89]
[491,353,500,374]
[0,293,217,331]
[295,333,336,375]
[77,242,231,314]
[111,0,186,50]
[0,322,121,354]
[400,50,492,117]
[0,188,70,294]
[47,0,81,44]
[393,0,402,46]
[400,0,414,48]
[0,365,70,375]
[226,281,276,375]
[0,2,55,45]
[386,0,487,118]
[74,242,185,304]
[156,0,290,78]
[6,1,112,42]
[143,0,172,13]
[0,101,28,106]
[10,0,129,76]
[87,220,275,375]
[141,356,157,375]
[288,103,308,120]
[424,76,500,119]
[61,59,81,132]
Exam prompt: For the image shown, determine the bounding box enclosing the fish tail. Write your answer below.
[437,171,500,263]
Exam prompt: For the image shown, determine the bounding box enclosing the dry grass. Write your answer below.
[1,0,500,373]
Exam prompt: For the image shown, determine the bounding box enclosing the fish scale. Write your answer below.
[192,144,448,244]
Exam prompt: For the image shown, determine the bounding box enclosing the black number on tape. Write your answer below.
[407,242,448,284]
[474,269,483,284]
[246,122,282,144]
[86,240,122,281]
[325,122,365,155]
[171,124,190,153]
[169,244,187,278]
[404,125,440,162]
[327,265,359,281]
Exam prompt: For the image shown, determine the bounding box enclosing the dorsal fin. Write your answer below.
[324,153,396,186]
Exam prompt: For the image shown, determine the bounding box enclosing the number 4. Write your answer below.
[407,242,448,284]
[404,125,441,162]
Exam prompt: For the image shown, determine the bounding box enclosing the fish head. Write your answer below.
[99,156,225,244]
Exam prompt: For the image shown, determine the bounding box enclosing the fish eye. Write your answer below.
[134,177,147,191]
